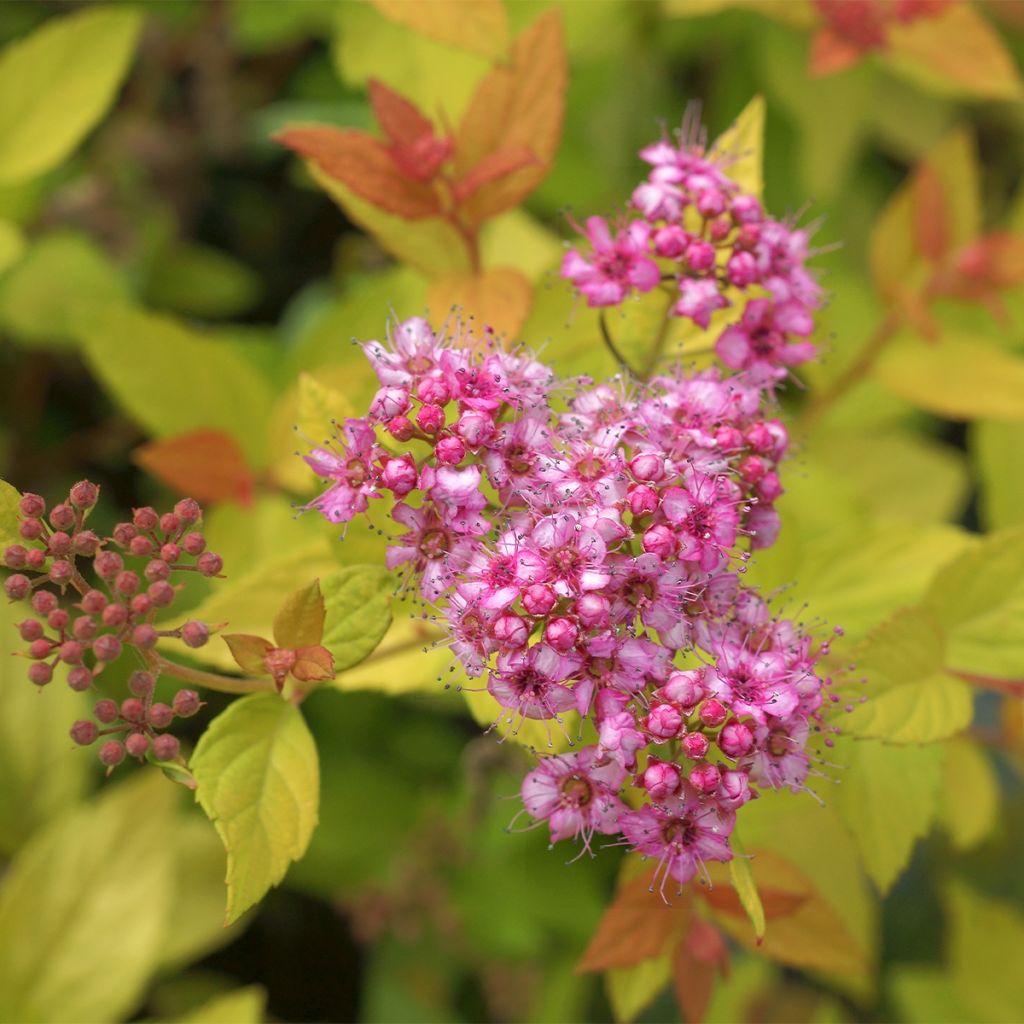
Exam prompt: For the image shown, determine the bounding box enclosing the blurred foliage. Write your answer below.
[2,1,1024,1022]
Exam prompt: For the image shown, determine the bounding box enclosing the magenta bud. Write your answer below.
[181,620,209,649]
[416,404,445,436]
[120,698,145,724]
[575,593,610,629]
[49,504,75,531]
[455,410,496,448]
[522,584,557,617]
[642,524,676,558]
[386,415,415,442]
[685,240,715,272]
[196,552,223,577]
[115,571,140,595]
[101,604,128,629]
[709,216,731,242]
[173,689,202,718]
[174,498,201,523]
[69,480,99,509]
[371,386,411,421]
[690,763,721,794]
[94,698,119,723]
[434,435,465,466]
[182,532,206,556]
[715,426,744,452]
[726,251,758,288]
[661,669,706,708]
[25,548,46,570]
[128,535,153,557]
[59,640,85,665]
[380,456,417,497]
[72,615,96,640]
[544,617,579,652]
[99,740,125,768]
[129,670,156,697]
[152,734,181,761]
[149,702,174,729]
[738,455,766,484]
[148,581,176,607]
[696,186,726,218]
[29,638,53,659]
[145,559,170,582]
[81,589,107,614]
[642,759,681,801]
[19,493,45,519]
[93,634,123,662]
[626,484,659,518]
[72,530,99,556]
[718,769,752,809]
[67,666,93,691]
[131,624,158,650]
[653,225,688,259]
[47,532,73,556]
[94,551,123,580]
[160,513,181,536]
[48,560,74,585]
[4,573,31,600]
[718,721,755,758]
[493,613,529,649]
[47,608,69,631]
[70,719,98,745]
[31,590,58,616]
[629,453,665,482]
[3,544,27,569]
[125,732,150,759]
[19,517,44,541]
[756,472,782,502]
[682,731,710,760]
[744,422,774,454]
[731,194,763,225]
[645,703,683,741]
[112,522,136,547]
[698,698,727,728]
[132,507,159,531]
[735,223,761,249]
[160,543,181,564]
[416,377,450,405]
[18,619,44,642]
[28,662,53,686]
[130,595,153,617]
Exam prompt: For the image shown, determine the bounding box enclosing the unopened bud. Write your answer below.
[575,593,610,629]
[31,590,58,616]
[416,404,445,435]
[101,604,128,628]
[25,548,46,570]
[59,640,85,665]
[70,720,98,745]
[49,504,75,531]
[94,698,119,723]
[72,530,99,556]
[544,617,579,652]
[4,574,31,600]
[522,584,557,617]
[18,619,43,642]
[114,571,140,596]
[48,559,73,585]
[129,670,156,697]
[718,720,755,758]
[147,581,176,607]
[112,522,137,546]
[47,531,72,557]
[94,551,123,580]
[152,734,181,761]
[131,624,158,650]
[160,512,181,536]
[173,689,202,718]
[174,498,201,524]
[67,666,93,691]
[132,507,159,531]
[125,732,150,759]
[681,731,710,760]
[28,662,53,686]
[19,517,44,541]
[81,589,107,614]
[28,638,53,659]
[626,484,659,518]
[493,613,529,648]
[160,543,181,564]
[149,702,174,729]
[130,594,153,617]
[645,704,683,741]
[4,544,27,568]
[18,493,45,519]
[182,532,206,555]
[69,480,99,509]
[120,698,145,724]
[99,740,125,767]
[698,698,727,728]
[196,552,223,577]
[387,415,415,442]
[181,620,209,648]
[129,535,153,557]
[93,634,123,662]
[47,608,68,631]
[434,435,465,465]
[72,615,97,640]
[642,759,681,800]
[145,559,170,582]
[689,763,721,793]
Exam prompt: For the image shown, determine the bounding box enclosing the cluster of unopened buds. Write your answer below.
[3,483,221,771]
[302,117,841,892]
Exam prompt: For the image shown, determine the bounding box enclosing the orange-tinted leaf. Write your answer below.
[223,634,273,676]
[912,161,948,263]
[273,579,326,650]
[276,127,441,219]
[454,11,566,225]
[368,78,434,147]
[578,869,690,973]
[453,148,537,205]
[701,882,809,923]
[133,429,253,506]
[671,921,728,1024]
[291,644,335,683]
[370,0,509,60]
[953,232,1024,290]
[427,267,532,338]
[809,27,867,76]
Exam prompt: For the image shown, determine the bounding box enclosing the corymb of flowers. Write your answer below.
[300,113,841,895]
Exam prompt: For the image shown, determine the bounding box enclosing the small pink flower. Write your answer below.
[674,277,729,328]
[562,217,660,308]
[488,643,579,721]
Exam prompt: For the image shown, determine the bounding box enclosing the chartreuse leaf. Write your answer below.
[971,421,1024,530]
[192,692,320,924]
[0,594,91,854]
[179,986,266,1024]
[0,6,142,185]
[946,881,1024,1021]
[923,528,1024,681]
[80,306,275,467]
[605,950,672,1024]
[889,966,973,1024]
[320,565,394,674]
[710,95,765,199]
[0,230,128,348]
[0,477,21,549]
[0,773,176,1023]
[0,217,24,274]
[727,834,765,941]
[839,608,973,745]
[144,241,261,320]
[297,371,355,445]
[273,578,326,649]
[830,736,944,894]
[938,738,999,851]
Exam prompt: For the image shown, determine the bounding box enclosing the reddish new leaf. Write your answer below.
[453,148,537,205]
[577,869,690,973]
[223,634,274,676]
[133,429,253,506]
[701,883,809,923]
[809,27,868,76]
[912,161,949,263]
[276,126,441,219]
[953,232,1024,290]
[672,921,729,1024]
[368,78,435,147]
[291,645,335,683]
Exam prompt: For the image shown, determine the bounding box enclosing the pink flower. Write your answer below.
[517,513,611,597]
[487,643,579,721]
[304,419,380,524]
[386,503,478,601]
[715,298,816,380]
[750,721,810,793]
[674,277,729,328]
[363,316,444,387]
[661,478,739,572]
[561,217,660,307]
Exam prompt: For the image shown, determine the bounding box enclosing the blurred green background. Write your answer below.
[2,2,1024,1022]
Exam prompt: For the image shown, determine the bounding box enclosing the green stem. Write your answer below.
[599,311,639,377]
[148,652,276,695]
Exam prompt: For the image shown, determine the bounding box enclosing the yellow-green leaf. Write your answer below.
[370,0,509,60]
[0,217,24,274]
[179,986,267,1024]
[970,420,1024,530]
[144,242,261,320]
[727,835,765,941]
[938,738,999,851]
[192,692,319,924]
[605,949,672,1024]
[297,372,355,448]
[0,477,21,550]
[0,773,176,1023]
[320,565,394,674]
[0,6,142,185]
[273,579,326,649]
[710,95,765,199]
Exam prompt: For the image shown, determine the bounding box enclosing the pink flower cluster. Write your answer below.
[562,118,821,387]
[303,119,834,892]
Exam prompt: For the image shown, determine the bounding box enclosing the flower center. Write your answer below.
[419,528,449,559]
[561,773,593,807]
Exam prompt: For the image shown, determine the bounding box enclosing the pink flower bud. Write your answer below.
[47,609,68,631]
[152,734,181,761]
[627,484,659,518]
[718,720,755,758]
[161,513,179,538]
[387,415,415,442]
[435,435,466,466]
[94,699,119,724]
[381,456,418,497]
[522,584,557,617]
[455,410,497,448]
[709,216,732,242]
[744,422,774,454]
[94,551,123,580]
[545,617,579,652]
[49,504,75,531]
[417,377,451,405]
[149,703,174,729]
[718,769,752,809]
[197,552,223,577]
[756,472,782,502]
[101,604,128,628]
[371,386,410,421]
[69,480,99,509]
[113,522,138,545]
[28,662,52,686]
[661,669,706,708]
[689,763,721,793]
[129,535,153,557]
[181,620,209,648]
[131,624,158,650]
[72,530,99,556]
[696,187,726,219]
[72,615,96,641]
[28,638,52,660]
[130,595,153,617]
[4,574,30,601]
[59,640,85,665]
[25,548,46,570]
[70,720,97,745]
[81,590,107,614]
[685,241,715,273]
[493,613,529,649]
[642,759,681,800]
[67,666,93,691]
[731,194,763,225]
[642,524,676,558]
[31,590,57,616]
[121,698,145,723]
[19,517,44,541]
[18,619,43,642]
[727,251,758,287]
[160,543,181,564]
[3,544,27,568]
[48,560,73,585]
[129,671,156,697]
[148,581,175,607]
[19,493,45,518]
[417,404,445,435]
[183,532,206,555]
[653,225,687,258]
[629,453,665,482]
[125,732,150,759]
[99,740,125,768]
[698,698,727,728]
[575,593,610,629]
[738,455,766,483]
[47,531,71,556]
[173,689,202,718]
[645,703,683,740]
[145,559,170,582]
[174,498,201,523]
[93,635,123,662]
[681,731,710,760]
[115,571,140,595]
